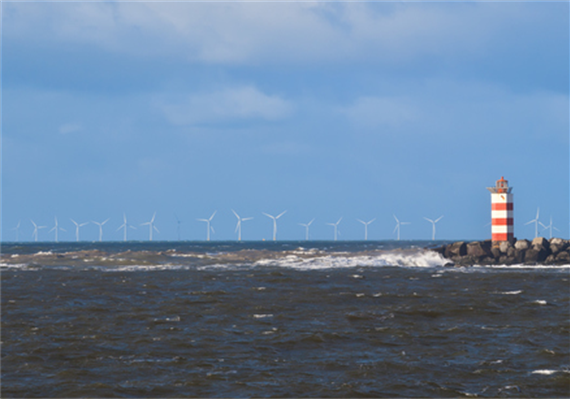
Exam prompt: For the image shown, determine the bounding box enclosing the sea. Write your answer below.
[1,240,569,398]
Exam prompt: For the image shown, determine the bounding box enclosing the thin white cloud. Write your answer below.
[6,2,557,66]
[159,86,293,126]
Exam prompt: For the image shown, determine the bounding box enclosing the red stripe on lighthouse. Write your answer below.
[491,203,514,211]
[492,233,514,241]
[492,218,514,225]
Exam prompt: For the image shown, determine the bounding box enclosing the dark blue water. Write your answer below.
[2,241,569,397]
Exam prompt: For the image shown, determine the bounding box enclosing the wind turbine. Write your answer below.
[12,220,21,241]
[525,208,540,238]
[49,217,66,242]
[117,214,136,242]
[299,218,315,241]
[423,216,444,240]
[326,217,342,241]
[262,211,287,241]
[393,215,410,241]
[197,211,216,241]
[174,214,182,241]
[92,219,110,242]
[357,218,376,241]
[30,220,46,242]
[70,219,89,242]
[539,216,559,239]
[232,210,253,241]
[141,213,159,241]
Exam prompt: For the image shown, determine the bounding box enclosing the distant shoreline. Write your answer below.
[431,238,570,266]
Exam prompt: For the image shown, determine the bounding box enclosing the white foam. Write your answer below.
[252,251,447,270]
[499,290,523,295]
[253,314,273,319]
[533,300,547,305]
[532,369,558,375]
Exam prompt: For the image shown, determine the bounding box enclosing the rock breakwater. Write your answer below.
[431,237,570,266]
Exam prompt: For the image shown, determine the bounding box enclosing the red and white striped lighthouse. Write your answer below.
[486,176,514,245]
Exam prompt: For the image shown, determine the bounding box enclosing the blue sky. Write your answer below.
[2,1,568,242]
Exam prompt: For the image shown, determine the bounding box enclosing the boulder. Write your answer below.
[550,244,562,255]
[514,239,530,251]
[555,251,570,263]
[491,247,501,259]
[467,241,492,259]
[499,241,513,254]
[514,249,525,263]
[445,241,467,258]
[550,238,569,251]
[531,237,550,251]
[525,247,549,263]
[507,247,516,258]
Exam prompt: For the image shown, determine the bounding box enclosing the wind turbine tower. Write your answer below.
[539,216,559,239]
[12,220,21,242]
[326,217,342,241]
[525,208,540,239]
[92,219,110,242]
[263,211,287,241]
[423,216,444,241]
[487,176,514,245]
[197,211,216,241]
[299,219,315,241]
[117,214,136,242]
[232,210,253,241]
[30,220,46,242]
[141,213,159,241]
[71,219,89,242]
[357,218,375,241]
[393,215,410,241]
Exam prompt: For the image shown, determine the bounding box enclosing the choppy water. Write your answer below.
[2,241,569,397]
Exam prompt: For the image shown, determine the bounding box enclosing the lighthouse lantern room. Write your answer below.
[486,176,514,245]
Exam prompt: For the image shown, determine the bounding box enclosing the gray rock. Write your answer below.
[514,239,530,251]
[550,244,562,255]
[525,247,549,263]
[550,238,569,252]
[499,241,512,254]
[467,241,491,259]
[531,237,550,250]
[555,251,570,263]
[514,249,525,263]
[507,247,516,258]
[445,241,467,258]
[491,247,501,259]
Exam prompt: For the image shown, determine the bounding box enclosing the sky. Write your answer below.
[1,0,569,243]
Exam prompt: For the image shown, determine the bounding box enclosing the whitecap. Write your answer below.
[532,369,558,375]
[253,314,273,319]
[533,300,547,305]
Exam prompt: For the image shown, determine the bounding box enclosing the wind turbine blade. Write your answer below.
[154,226,159,233]
[60,228,66,232]
[308,218,315,226]
[80,222,89,227]
[209,211,217,221]
[423,217,433,223]
[393,225,398,234]
[536,208,540,219]
[117,225,124,231]
[539,222,547,229]
[368,218,376,224]
[402,222,411,225]
[31,220,37,228]
[276,210,287,219]
[197,219,208,222]
[242,217,253,221]
[435,216,444,223]
[393,215,399,223]
[357,219,365,225]
[262,212,274,219]
[211,226,215,234]
[553,226,561,232]
[130,225,137,230]
[141,222,151,226]
[151,212,156,223]
[337,217,342,224]
[524,220,535,225]
[102,218,110,225]
[71,219,78,226]
[232,209,239,219]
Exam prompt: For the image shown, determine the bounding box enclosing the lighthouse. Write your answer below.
[486,176,514,245]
